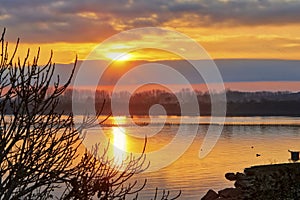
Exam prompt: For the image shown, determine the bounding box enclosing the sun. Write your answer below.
[105,52,132,62]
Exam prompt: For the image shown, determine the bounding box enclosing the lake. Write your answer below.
[78,116,300,199]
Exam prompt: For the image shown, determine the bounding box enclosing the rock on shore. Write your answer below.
[201,163,300,200]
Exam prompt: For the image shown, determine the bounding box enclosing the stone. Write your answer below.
[201,189,219,200]
[234,179,252,189]
[218,188,242,198]
[202,163,300,199]
[225,172,236,181]
[235,172,246,180]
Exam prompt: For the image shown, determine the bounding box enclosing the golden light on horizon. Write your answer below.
[105,52,133,62]
[6,24,300,65]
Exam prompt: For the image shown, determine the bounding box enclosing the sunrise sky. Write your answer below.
[1,0,300,64]
[1,0,300,91]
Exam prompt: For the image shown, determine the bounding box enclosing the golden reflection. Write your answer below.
[111,117,128,165]
[112,127,127,163]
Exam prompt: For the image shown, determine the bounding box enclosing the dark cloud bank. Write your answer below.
[1,0,300,43]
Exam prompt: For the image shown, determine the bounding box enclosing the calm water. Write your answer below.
[79,116,300,199]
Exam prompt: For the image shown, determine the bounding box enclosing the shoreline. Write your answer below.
[201,162,300,200]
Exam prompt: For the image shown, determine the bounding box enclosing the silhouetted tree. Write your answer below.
[0,29,180,200]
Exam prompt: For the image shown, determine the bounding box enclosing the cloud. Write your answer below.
[0,0,300,43]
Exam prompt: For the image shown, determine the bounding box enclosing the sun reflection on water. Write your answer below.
[111,117,128,165]
[112,127,127,164]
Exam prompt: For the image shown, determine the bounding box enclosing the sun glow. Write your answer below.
[105,52,132,62]
[112,116,128,165]
[113,127,126,151]
[112,127,127,165]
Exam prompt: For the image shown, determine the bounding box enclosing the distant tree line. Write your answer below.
[39,88,300,116]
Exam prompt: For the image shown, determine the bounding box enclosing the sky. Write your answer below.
[1,0,300,91]
[1,0,300,63]
[53,59,300,92]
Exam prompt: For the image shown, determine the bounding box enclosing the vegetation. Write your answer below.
[54,88,300,116]
[0,29,180,199]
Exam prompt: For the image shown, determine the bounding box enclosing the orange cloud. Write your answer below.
[1,0,300,63]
